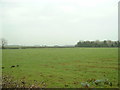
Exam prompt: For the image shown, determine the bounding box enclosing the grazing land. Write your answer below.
[2,48,118,88]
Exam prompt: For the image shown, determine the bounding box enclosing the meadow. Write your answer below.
[2,48,118,88]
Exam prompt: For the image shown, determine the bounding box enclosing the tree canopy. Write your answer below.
[75,40,119,47]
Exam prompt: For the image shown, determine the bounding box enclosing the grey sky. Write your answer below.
[1,0,119,45]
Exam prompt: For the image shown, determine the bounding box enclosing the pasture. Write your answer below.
[2,48,118,88]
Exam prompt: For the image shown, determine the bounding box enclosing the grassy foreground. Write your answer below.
[2,48,118,88]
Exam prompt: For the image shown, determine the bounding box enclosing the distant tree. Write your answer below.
[1,38,7,49]
[118,41,120,47]
[75,40,118,47]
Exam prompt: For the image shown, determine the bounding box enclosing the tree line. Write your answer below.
[75,40,119,47]
[0,38,119,49]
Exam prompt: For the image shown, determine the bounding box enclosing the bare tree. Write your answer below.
[0,38,7,49]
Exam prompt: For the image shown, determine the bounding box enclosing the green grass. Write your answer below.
[2,48,118,88]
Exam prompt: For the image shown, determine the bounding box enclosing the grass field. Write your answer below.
[2,48,118,88]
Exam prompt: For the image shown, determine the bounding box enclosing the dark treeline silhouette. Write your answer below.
[75,40,119,47]
[1,38,119,49]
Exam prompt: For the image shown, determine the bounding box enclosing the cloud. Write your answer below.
[1,0,118,45]
[58,6,77,13]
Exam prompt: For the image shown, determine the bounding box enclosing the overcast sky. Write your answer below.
[0,0,119,46]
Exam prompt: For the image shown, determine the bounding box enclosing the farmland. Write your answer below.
[2,48,118,88]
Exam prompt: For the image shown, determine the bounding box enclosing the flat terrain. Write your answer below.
[2,48,118,88]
